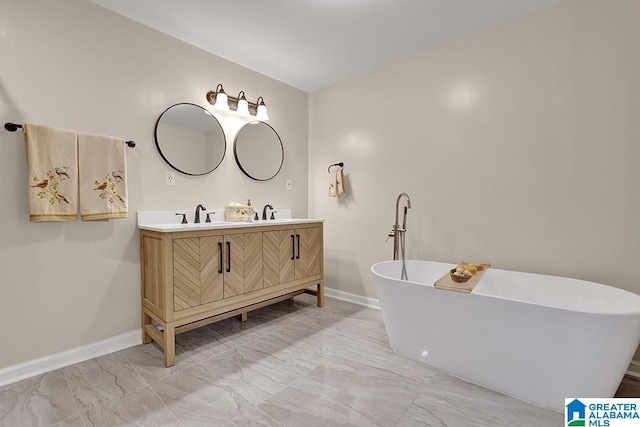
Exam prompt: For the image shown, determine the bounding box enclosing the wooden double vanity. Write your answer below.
[139,216,323,367]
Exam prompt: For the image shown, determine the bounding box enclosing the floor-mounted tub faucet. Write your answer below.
[194,204,206,223]
[262,204,274,220]
[389,193,412,260]
[390,193,411,280]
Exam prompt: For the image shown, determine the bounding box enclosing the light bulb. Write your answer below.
[255,97,269,121]
[236,94,250,116]
[213,84,230,111]
[213,92,229,111]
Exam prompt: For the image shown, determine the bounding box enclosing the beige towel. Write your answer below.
[328,170,349,197]
[24,124,78,222]
[78,132,128,221]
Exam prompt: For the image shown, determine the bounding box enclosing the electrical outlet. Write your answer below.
[285,178,292,191]
[166,171,176,186]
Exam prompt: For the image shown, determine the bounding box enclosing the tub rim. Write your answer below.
[371,259,640,316]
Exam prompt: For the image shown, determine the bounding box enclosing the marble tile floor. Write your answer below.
[8,292,635,426]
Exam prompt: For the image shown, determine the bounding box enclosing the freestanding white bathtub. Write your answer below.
[371,260,640,412]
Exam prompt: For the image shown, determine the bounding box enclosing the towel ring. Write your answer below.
[328,162,344,173]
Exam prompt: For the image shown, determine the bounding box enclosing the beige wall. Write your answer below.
[309,0,640,300]
[0,0,308,369]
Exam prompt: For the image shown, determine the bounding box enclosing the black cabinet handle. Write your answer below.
[290,234,295,260]
[296,234,301,259]
[226,241,231,273]
[218,242,223,274]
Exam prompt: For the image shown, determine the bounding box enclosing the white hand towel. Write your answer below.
[24,123,78,222]
[78,132,128,221]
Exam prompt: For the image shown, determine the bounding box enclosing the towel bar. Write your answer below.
[4,122,136,148]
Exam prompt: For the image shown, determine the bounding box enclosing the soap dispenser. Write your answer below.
[247,199,255,222]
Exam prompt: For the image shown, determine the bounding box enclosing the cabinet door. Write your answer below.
[295,226,322,280]
[279,229,296,284]
[223,233,245,298]
[223,232,264,297]
[262,229,295,287]
[263,230,282,288]
[263,227,321,286]
[173,236,224,311]
[200,236,224,304]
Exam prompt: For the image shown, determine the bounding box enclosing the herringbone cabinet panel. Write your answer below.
[263,231,281,288]
[244,232,264,292]
[173,238,202,311]
[174,236,225,310]
[296,227,321,280]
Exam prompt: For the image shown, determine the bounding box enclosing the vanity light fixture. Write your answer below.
[206,84,269,121]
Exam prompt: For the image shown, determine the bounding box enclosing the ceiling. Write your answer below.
[89,0,563,92]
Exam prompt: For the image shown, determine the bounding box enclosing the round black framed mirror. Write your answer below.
[234,121,284,181]
[154,103,226,176]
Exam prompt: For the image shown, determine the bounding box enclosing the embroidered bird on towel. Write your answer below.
[31,179,49,189]
[55,167,70,179]
[92,174,125,204]
[112,171,124,182]
[56,192,69,204]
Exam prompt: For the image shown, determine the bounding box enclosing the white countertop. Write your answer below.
[137,210,323,233]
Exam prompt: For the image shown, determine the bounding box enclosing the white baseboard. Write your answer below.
[324,286,380,309]
[0,329,141,387]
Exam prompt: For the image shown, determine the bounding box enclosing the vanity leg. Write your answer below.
[317,281,324,307]
[164,324,176,368]
[142,311,152,344]
[240,312,248,322]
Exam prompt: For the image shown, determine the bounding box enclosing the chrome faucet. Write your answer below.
[392,193,411,261]
[262,204,274,220]
[194,204,206,223]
